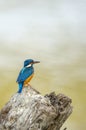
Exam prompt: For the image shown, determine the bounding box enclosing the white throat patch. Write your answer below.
[26,64,31,68]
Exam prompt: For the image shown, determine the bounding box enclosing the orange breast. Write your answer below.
[24,73,34,85]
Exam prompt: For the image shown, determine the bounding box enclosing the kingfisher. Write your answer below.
[16,59,40,93]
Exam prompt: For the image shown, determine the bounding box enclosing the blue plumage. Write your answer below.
[16,59,40,93]
[18,83,24,93]
[16,66,34,83]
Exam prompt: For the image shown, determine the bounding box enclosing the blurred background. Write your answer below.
[0,0,86,130]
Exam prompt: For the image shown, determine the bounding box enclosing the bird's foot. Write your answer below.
[27,83,32,88]
[24,84,28,87]
[24,83,32,88]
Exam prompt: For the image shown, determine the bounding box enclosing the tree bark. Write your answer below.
[0,86,73,130]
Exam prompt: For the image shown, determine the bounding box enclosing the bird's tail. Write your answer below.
[18,83,23,93]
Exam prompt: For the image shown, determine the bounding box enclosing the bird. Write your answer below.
[16,59,40,93]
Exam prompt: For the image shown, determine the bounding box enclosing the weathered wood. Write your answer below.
[0,86,73,130]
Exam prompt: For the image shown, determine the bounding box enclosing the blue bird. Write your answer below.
[16,59,40,93]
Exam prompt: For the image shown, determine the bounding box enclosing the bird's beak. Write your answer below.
[33,61,40,64]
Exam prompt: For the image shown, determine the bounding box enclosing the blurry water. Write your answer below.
[0,1,86,130]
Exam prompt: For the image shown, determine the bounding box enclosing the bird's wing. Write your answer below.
[16,67,34,83]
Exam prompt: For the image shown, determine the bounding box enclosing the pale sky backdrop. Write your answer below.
[0,0,86,68]
[0,0,85,42]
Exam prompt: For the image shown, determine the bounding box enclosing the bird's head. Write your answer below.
[24,59,40,67]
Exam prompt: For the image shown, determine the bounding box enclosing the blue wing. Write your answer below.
[16,67,34,83]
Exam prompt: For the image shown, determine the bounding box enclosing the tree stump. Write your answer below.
[0,86,73,130]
